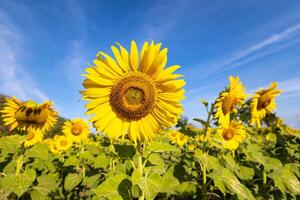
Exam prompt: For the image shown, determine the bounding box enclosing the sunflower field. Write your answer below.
[0,41,299,200]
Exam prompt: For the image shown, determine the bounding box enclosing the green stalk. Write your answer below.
[137,141,145,200]
[263,169,267,185]
[202,105,213,200]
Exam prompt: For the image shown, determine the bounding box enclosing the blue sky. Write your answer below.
[0,0,300,127]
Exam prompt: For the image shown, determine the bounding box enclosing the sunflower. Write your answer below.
[177,134,189,147]
[168,130,180,144]
[250,82,282,128]
[63,118,90,143]
[188,144,195,151]
[53,135,72,152]
[0,97,58,131]
[214,76,247,125]
[81,41,185,144]
[24,129,44,147]
[217,120,246,150]
[46,139,60,154]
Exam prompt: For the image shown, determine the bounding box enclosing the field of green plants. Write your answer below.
[0,41,299,200]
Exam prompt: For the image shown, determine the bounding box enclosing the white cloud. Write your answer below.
[188,23,300,79]
[0,9,48,101]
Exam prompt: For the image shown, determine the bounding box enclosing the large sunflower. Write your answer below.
[24,129,44,147]
[214,76,247,125]
[250,82,282,128]
[217,120,246,150]
[81,41,185,143]
[0,97,58,131]
[63,118,90,143]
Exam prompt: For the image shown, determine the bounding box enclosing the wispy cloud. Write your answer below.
[0,8,48,101]
[188,22,300,81]
[61,40,88,86]
[277,76,300,99]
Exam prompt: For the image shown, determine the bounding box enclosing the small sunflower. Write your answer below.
[214,76,247,125]
[81,41,185,144]
[177,134,188,147]
[0,97,58,131]
[53,135,72,152]
[46,139,60,154]
[217,121,246,150]
[250,82,282,128]
[168,130,180,144]
[188,144,195,151]
[24,130,44,147]
[63,118,90,143]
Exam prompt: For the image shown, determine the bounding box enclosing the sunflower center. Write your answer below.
[257,93,272,110]
[110,72,157,119]
[222,95,238,115]
[71,125,83,136]
[124,87,144,105]
[15,105,49,124]
[27,132,35,141]
[223,128,235,140]
[60,140,67,146]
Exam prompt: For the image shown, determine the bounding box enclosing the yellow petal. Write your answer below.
[130,40,139,71]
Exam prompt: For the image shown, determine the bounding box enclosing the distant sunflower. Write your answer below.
[63,118,90,143]
[24,129,44,147]
[250,82,282,128]
[54,135,72,152]
[217,120,246,150]
[46,139,60,154]
[177,134,189,147]
[214,76,247,125]
[81,41,185,144]
[0,97,58,131]
[168,130,180,144]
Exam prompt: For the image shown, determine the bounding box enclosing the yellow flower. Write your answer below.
[177,134,188,147]
[24,130,44,147]
[0,97,58,131]
[250,82,282,128]
[63,118,90,143]
[168,130,180,144]
[214,76,247,125]
[81,41,185,144]
[196,127,212,142]
[47,139,60,154]
[188,144,195,151]
[217,121,246,150]
[53,135,72,152]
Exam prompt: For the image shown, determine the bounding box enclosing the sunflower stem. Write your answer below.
[136,141,145,200]
[201,105,213,200]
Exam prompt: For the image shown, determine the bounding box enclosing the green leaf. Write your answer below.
[145,154,165,175]
[93,174,131,200]
[223,154,254,181]
[94,153,111,169]
[195,150,219,171]
[0,168,36,197]
[236,166,254,181]
[174,182,197,196]
[82,174,102,189]
[269,165,300,195]
[131,170,161,200]
[200,99,209,107]
[25,143,49,160]
[209,167,255,200]
[193,118,207,127]
[114,144,135,159]
[31,173,58,199]
[64,173,82,191]
[64,155,81,167]
[147,141,180,153]
[0,135,24,155]
[159,172,180,193]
